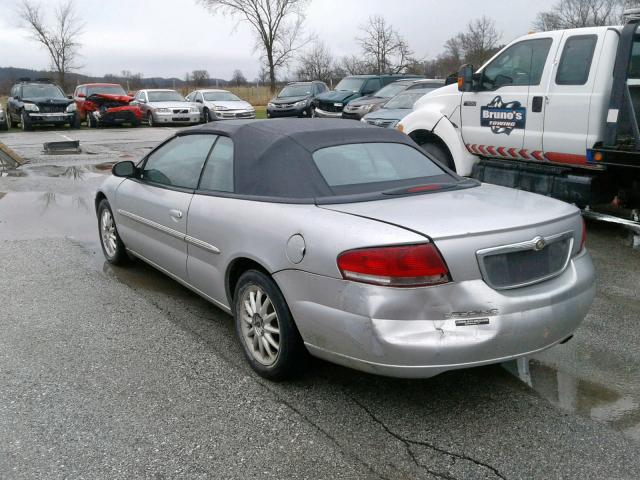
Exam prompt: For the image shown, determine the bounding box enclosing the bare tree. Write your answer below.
[460,16,501,68]
[340,55,374,75]
[231,69,247,86]
[357,15,415,74]
[18,0,84,91]
[296,40,335,83]
[192,69,210,87]
[198,0,310,93]
[533,0,633,30]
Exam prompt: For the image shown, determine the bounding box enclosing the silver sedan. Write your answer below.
[133,89,201,126]
[96,119,595,381]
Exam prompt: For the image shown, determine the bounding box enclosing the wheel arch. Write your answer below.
[225,256,273,306]
[94,191,107,217]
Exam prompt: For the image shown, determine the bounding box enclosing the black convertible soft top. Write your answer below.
[178,119,447,201]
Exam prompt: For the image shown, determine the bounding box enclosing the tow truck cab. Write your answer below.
[399,12,640,222]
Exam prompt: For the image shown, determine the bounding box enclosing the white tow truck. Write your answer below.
[398,10,640,225]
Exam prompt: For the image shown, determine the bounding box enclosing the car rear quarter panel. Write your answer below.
[184,195,426,307]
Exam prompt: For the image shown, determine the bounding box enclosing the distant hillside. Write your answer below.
[0,66,230,94]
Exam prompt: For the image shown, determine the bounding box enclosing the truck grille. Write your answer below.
[317,101,343,113]
[476,232,574,290]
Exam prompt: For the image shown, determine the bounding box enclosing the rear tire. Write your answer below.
[234,270,306,381]
[97,199,129,266]
[419,141,455,171]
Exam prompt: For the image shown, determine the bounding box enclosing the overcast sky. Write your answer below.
[0,0,558,80]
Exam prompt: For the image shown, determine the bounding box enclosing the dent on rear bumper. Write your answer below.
[274,252,596,378]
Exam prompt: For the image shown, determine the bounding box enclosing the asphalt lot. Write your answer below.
[1,126,640,479]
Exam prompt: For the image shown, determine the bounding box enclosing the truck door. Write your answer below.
[543,31,602,163]
[460,38,553,159]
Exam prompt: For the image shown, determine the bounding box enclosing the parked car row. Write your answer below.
[2,78,257,130]
[3,75,448,131]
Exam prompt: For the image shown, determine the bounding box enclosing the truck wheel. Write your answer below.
[420,141,455,171]
[20,111,33,131]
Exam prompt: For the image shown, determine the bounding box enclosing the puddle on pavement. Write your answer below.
[508,358,640,441]
[0,163,113,180]
[0,191,97,242]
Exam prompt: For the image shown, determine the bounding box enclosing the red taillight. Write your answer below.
[579,217,587,253]
[337,243,450,287]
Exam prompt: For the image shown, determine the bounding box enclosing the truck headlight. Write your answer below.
[65,103,76,113]
[156,108,169,113]
[23,103,39,112]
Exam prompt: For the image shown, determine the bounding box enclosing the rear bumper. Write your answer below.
[274,251,595,378]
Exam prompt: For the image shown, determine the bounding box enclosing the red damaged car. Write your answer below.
[73,83,142,128]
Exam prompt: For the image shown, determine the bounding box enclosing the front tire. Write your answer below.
[21,110,33,131]
[419,141,455,171]
[234,270,306,381]
[0,115,7,131]
[87,112,97,128]
[147,112,155,127]
[203,108,213,123]
[70,113,81,129]
[98,199,129,266]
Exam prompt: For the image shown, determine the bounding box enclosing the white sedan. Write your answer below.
[186,89,256,122]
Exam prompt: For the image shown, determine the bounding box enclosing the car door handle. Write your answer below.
[169,209,183,219]
[463,101,477,107]
[532,96,544,112]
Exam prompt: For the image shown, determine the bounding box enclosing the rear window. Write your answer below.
[556,35,597,85]
[312,143,449,194]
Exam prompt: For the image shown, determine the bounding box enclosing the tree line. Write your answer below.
[14,0,640,94]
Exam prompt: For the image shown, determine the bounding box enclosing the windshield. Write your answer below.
[148,91,185,102]
[373,82,409,98]
[312,143,451,195]
[335,78,366,92]
[279,84,313,97]
[21,84,65,99]
[384,91,428,109]
[203,91,242,101]
[87,85,127,96]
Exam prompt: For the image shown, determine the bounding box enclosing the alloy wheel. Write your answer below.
[239,285,281,366]
[100,208,117,258]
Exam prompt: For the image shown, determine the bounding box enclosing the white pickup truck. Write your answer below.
[398,12,640,224]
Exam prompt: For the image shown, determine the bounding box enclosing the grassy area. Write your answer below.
[255,105,266,119]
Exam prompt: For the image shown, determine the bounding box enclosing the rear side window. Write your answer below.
[312,143,446,189]
[142,134,217,189]
[199,136,234,192]
[556,35,597,85]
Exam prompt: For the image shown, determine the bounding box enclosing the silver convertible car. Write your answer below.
[96,119,595,380]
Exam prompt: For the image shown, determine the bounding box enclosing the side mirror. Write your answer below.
[112,160,137,178]
[196,98,203,104]
[67,94,73,99]
[77,92,86,98]
[457,64,474,92]
[139,99,147,104]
